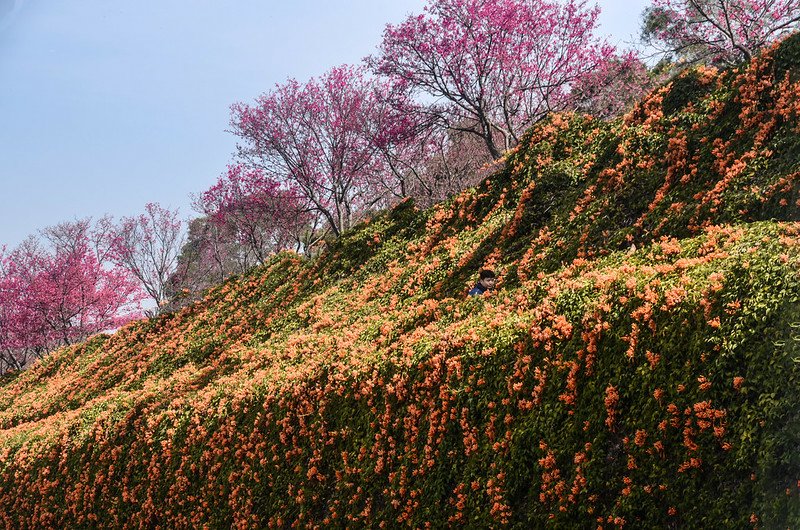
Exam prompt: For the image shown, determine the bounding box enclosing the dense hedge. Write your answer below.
[0,36,799,529]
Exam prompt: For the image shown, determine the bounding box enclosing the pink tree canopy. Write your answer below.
[0,220,143,371]
[374,121,494,207]
[229,65,405,237]
[568,53,654,120]
[643,0,800,65]
[196,164,313,261]
[370,0,615,159]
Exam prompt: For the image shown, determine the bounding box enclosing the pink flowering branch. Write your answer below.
[568,53,654,119]
[196,164,313,261]
[642,0,800,65]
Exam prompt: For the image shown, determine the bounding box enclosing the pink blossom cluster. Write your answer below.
[0,221,143,372]
[371,0,617,158]
[197,165,311,260]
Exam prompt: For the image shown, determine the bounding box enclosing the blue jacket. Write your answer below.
[468,282,487,296]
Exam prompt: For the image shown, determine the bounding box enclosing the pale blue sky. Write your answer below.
[0,0,650,249]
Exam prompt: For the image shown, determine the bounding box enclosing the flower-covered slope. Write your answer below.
[1,36,800,529]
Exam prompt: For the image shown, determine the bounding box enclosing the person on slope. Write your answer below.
[468,269,497,296]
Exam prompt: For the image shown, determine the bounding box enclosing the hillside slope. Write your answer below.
[1,37,800,529]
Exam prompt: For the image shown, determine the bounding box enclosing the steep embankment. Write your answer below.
[1,37,800,529]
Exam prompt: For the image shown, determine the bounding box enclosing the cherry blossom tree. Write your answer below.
[109,203,185,313]
[166,216,239,304]
[360,79,447,203]
[0,220,143,371]
[0,247,30,372]
[370,0,615,159]
[165,206,323,311]
[375,123,493,207]
[568,53,654,119]
[642,0,800,66]
[196,164,314,262]
[230,65,404,237]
